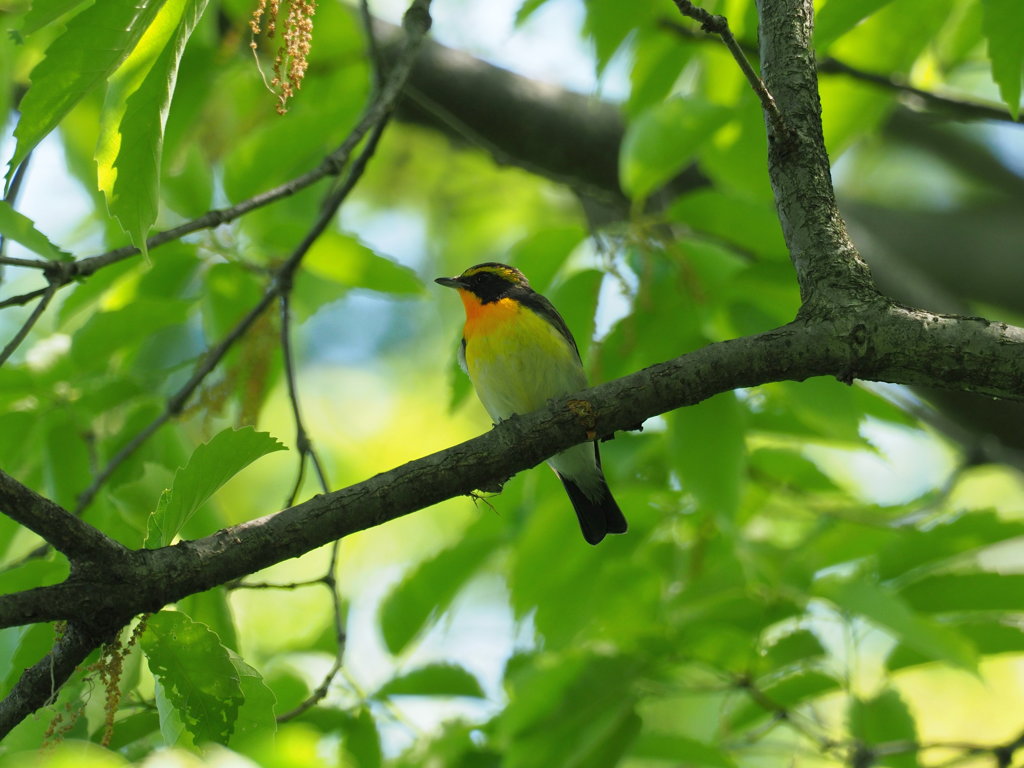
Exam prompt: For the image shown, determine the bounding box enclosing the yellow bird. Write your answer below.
[435,262,627,545]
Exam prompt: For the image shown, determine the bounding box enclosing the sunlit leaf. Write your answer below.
[145,426,286,547]
[100,0,210,255]
[815,0,896,51]
[7,0,168,185]
[0,202,72,260]
[982,0,1024,119]
[305,231,423,294]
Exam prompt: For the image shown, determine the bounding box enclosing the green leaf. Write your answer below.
[759,628,827,671]
[379,518,499,654]
[899,573,1024,614]
[632,733,738,768]
[304,231,423,294]
[227,651,277,742]
[849,689,919,768]
[375,664,486,699]
[178,587,239,651]
[669,391,746,522]
[141,610,244,745]
[145,426,286,548]
[982,0,1024,119]
[7,0,168,185]
[69,298,192,373]
[669,190,788,260]
[620,97,731,203]
[814,576,977,671]
[1,624,54,692]
[888,618,1024,670]
[501,654,641,768]
[627,27,694,116]
[815,0,897,50]
[0,202,72,260]
[20,0,91,35]
[514,0,551,25]
[583,0,655,75]
[99,0,210,255]
[338,708,382,768]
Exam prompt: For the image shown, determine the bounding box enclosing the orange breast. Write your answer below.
[457,289,520,339]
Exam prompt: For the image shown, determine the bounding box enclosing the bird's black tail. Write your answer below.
[558,473,628,545]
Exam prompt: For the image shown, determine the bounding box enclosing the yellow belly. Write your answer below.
[464,302,586,422]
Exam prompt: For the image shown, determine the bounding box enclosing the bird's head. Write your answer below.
[435,262,531,304]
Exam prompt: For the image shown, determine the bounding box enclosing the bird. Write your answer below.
[435,262,627,545]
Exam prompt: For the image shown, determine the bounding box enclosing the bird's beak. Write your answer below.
[434,276,463,289]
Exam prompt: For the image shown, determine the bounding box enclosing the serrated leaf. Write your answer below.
[141,611,244,745]
[145,426,286,548]
[0,201,72,260]
[620,97,731,203]
[814,576,977,671]
[815,0,896,50]
[375,664,485,699]
[982,0,1024,119]
[305,231,423,294]
[380,518,499,654]
[100,0,210,255]
[20,0,92,35]
[7,0,169,185]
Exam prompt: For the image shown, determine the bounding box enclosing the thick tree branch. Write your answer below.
[0,469,127,564]
[4,301,1024,625]
[757,0,878,310]
[0,623,98,734]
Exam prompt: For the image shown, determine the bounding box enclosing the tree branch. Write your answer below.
[0,469,127,564]
[757,0,878,310]
[671,1,786,136]
[0,622,99,735]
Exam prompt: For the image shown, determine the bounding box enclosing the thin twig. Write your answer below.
[279,289,330,508]
[360,0,384,93]
[0,287,48,310]
[277,544,345,722]
[670,1,787,137]
[659,17,1019,125]
[0,282,57,368]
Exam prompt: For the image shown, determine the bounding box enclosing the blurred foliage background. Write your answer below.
[1,0,1024,765]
